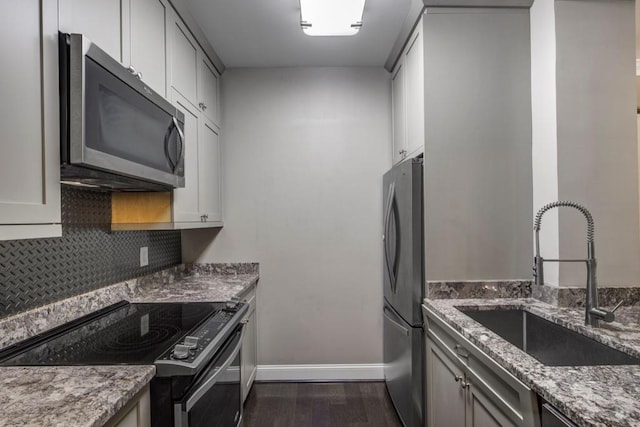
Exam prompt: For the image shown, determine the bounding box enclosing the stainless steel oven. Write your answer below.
[0,301,247,427]
[59,33,185,191]
[173,326,243,427]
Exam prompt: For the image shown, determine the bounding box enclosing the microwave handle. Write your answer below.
[173,116,185,172]
[164,120,177,171]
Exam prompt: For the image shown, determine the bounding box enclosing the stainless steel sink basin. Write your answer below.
[458,308,640,366]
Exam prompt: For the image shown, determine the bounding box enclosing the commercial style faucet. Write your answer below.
[533,201,622,327]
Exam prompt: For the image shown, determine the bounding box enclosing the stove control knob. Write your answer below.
[225,301,238,310]
[183,336,200,350]
[172,344,190,360]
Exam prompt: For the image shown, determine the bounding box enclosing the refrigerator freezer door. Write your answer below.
[383,158,424,326]
[383,302,424,427]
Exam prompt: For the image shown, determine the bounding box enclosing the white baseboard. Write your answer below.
[255,364,385,382]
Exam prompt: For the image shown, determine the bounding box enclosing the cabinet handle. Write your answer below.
[199,102,207,111]
[454,375,463,382]
[454,344,469,359]
[461,381,470,389]
[127,65,137,75]
[136,72,143,80]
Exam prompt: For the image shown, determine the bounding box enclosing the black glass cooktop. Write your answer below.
[0,301,224,366]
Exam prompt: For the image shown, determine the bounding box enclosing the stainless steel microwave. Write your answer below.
[60,33,185,191]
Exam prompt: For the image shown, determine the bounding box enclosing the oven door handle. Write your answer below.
[184,326,245,412]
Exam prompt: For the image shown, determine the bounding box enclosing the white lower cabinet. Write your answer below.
[105,385,150,427]
[423,305,538,427]
[241,286,258,402]
[426,338,466,427]
[0,0,61,240]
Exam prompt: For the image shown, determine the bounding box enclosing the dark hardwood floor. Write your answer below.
[243,382,403,427]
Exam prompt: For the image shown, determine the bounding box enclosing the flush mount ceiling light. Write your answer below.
[300,0,365,36]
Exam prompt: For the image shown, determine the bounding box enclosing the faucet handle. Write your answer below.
[591,300,624,324]
[611,300,624,313]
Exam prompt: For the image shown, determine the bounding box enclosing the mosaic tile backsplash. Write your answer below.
[0,187,181,318]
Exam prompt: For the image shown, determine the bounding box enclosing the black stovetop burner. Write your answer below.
[0,301,227,366]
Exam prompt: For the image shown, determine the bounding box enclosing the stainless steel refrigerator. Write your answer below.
[383,157,424,427]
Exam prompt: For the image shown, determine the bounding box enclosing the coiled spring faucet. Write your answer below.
[534,201,622,327]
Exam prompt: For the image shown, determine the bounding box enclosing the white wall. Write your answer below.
[530,0,560,286]
[555,0,640,287]
[182,67,392,365]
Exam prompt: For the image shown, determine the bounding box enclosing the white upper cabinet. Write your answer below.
[168,11,199,106]
[404,27,424,156]
[0,0,61,240]
[198,118,222,223]
[198,55,220,126]
[391,15,424,165]
[59,0,129,64]
[172,90,223,226]
[168,10,221,129]
[172,90,202,223]
[391,62,406,165]
[129,0,167,96]
[60,0,168,96]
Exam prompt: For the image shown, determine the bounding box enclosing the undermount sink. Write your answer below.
[458,308,640,366]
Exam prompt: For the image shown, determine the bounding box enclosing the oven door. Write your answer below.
[174,326,244,427]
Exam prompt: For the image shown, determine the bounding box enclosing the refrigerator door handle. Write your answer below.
[384,183,397,293]
[384,307,409,336]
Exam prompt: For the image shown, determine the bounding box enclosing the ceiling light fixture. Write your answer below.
[300,0,365,37]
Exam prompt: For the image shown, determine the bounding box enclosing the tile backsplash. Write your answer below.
[0,187,181,318]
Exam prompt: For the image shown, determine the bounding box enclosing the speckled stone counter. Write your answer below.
[129,265,258,303]
[424,298,640,427]
[0,262,259,427]
[0,365,155,427]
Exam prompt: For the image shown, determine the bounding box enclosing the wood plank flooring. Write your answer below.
[243,382,403,427]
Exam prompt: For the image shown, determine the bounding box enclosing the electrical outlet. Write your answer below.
[140,246,149,267]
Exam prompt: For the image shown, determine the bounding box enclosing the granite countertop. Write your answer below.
[0,365,155,427]
[0,263,259,427]
[424,298,640,427]
[129,272,258,303]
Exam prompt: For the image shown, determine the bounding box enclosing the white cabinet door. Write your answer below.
[130,0,167,96]
[197,54,219,126]
[404,25,424,156]
[241,287,257,402]
[105,385,150,427]
[0,0,61,240]
[59,0,129,64]
[167,10,198,107]
[198,118,222,223]
[391,61,406,165]
[172,90,202,222]
[426,337,466,427]
[466,382,517,427]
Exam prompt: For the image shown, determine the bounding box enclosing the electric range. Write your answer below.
[0,300,248,427]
